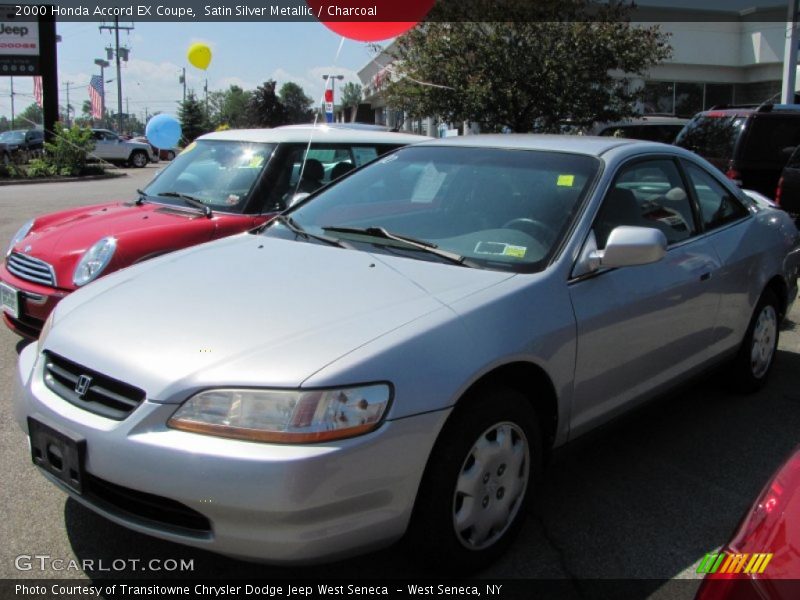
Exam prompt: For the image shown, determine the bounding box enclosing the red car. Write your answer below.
[1,126,424,338]
[696,446,800,599]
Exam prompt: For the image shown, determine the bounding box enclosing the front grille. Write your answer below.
[7,252,57,287]
[85,473,212,536]
[43,352,146,420]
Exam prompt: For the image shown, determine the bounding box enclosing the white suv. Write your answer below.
[90,129,156,168]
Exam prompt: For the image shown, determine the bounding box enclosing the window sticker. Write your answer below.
[557,174,575,187]
[474,241,527,258]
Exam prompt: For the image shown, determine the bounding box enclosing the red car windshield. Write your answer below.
[143,140,276,213]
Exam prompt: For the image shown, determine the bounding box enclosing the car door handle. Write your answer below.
[700,272,712,282]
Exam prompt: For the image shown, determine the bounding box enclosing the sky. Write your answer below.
[0,21,383,123]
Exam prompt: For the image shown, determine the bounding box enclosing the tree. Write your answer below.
[178,92,208,143]
[340,82,362,122]
[383,0,671,132]
[278,82,314,124]
[209,85,252,129]
[17,103,43,127]
[248,80,286,128]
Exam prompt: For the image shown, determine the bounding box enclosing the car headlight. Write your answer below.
[6,219,34,257]
[168,384,392,443]
[73,237,117,286]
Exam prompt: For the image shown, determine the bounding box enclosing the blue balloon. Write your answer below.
[145,114,182,149]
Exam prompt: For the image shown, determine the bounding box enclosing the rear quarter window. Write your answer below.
[741,116,800,165]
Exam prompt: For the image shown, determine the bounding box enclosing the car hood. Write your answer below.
[12,202,215,287]
[45,234,514,400]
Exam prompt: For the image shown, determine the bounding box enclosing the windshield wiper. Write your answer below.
[275,215,350,249]
[321,225,474,267]
[156,191,212,218]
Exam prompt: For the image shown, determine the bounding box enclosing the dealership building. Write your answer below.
[355,0,798,135]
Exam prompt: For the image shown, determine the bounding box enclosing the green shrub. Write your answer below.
[26,159,57,178]
[43,123,96,176]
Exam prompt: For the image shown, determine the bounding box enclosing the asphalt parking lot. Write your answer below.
[1,168,799,597]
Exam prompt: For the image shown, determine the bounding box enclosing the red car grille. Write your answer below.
[7,252,56,287]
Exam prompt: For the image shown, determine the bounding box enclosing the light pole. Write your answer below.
[322,74,344,123]
[781,0,799,104]
[94,58,109,126]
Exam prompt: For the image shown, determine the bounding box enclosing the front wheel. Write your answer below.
[730,288,780,393]
[129,150,148,168]
[406,386,541,571]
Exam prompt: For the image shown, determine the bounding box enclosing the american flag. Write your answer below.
[33,76,42,108]
[88,75,104,120]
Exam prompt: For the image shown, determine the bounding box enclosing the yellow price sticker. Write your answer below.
[503,245,527,258]
[180,142,197,155]
[557,174,575,187]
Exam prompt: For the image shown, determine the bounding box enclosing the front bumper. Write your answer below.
[13,344,449,563]
[0,263,68,338]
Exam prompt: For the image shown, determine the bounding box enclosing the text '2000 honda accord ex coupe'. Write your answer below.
[13,135,800,569]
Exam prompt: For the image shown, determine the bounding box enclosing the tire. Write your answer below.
[129,150,148,168]
[405,386,542,572]
[165,150,176,161]
[730,288,780,393]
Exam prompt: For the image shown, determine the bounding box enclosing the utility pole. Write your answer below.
[179,67,186,103]
[9,76,14,129]
[782,0,800,104]
[99,17,134,134]
[64,81,72,126]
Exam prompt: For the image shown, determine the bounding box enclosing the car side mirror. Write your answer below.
[782,146,796,159]
[589,226,667,269]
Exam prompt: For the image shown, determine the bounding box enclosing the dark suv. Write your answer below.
[674,104,800,199]
[0,129,44,165]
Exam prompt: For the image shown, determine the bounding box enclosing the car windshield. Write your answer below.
[0,131,25,143]
[143,140,276,213]
[674,115,746,163]
[265,146,599,272]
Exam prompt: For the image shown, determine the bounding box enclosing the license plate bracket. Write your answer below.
[0,281,19,319]
[28,418,86,494]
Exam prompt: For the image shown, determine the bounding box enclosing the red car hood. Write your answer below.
[10,201,259,290]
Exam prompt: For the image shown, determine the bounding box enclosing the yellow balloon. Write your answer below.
[187,43,212,70]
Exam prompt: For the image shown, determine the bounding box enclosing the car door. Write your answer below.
[92,131,113,160]
[568,157,722,437]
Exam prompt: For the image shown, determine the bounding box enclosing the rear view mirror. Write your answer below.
[589,226,667,269]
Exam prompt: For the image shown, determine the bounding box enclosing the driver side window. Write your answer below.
[594,159,696,249]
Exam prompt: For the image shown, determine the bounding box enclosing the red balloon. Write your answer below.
[306,1,435,42]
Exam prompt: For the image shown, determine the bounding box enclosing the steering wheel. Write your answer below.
[502,218,554,242]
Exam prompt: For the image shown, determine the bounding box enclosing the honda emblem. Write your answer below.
[75,374,92,397]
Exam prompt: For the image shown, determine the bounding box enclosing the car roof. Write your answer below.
[414,134,642,156]
[199,126,430,144]
[601,116,689,127]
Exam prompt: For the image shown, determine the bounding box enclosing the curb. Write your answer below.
[0,172,128,187]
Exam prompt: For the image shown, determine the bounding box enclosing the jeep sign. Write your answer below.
[0,5,39,74]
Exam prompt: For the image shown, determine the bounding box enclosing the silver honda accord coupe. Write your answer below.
[12,135,800,568]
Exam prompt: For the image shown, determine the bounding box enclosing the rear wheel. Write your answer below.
[165,150,176,161]
[406,386,541,571]
[129,150,148,168]
[731,288,780,393]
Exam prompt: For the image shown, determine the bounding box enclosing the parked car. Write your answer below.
[1,126,425,338]
[675,104,800,199]
[131,136,178,161]
[593,115,689,143]
[0,128,44,164]
[696,446,800,599]
[12,135,799,568]
[89,129,157,168]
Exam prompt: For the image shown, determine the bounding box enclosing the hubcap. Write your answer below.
[452,422,530,550]
[751,305,777,379]
[134,153,146,167]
